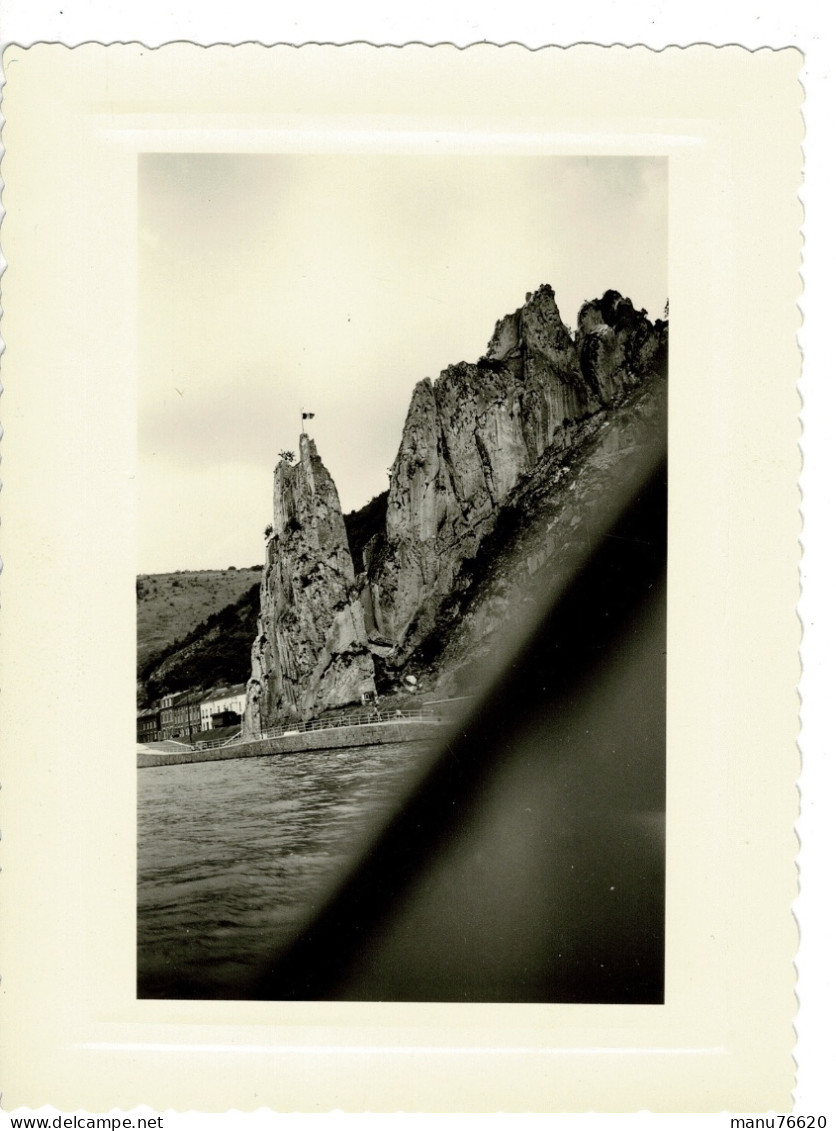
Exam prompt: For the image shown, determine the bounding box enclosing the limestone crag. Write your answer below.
[363,284,666,656]
[417,369,668,698]
[243,435,375,735]
[576,289,668,402]
[245,284,666,731]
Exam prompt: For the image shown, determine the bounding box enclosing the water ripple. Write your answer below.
[137,740,431,998]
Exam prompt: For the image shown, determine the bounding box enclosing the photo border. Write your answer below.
[0,42,802,1111]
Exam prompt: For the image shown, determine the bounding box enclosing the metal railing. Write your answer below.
[258,706,441,742]
[188,707,440,749]
[192,730,243,751]
[185,704,452,751]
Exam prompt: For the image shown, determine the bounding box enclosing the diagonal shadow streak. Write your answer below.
[249,444,667,1004]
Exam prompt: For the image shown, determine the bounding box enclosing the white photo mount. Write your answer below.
[0,43,802,1112]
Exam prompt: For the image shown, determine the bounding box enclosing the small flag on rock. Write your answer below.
[302,411,315,419]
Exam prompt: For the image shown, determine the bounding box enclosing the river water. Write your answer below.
[137,740,434,999]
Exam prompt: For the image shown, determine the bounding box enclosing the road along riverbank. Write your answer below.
[137,718,442,768]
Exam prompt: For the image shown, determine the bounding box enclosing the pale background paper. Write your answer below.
[0,30,810,1120]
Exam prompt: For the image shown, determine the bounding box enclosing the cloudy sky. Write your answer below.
[138,154,667,574]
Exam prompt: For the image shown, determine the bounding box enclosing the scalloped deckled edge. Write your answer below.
[0,39,807,1116]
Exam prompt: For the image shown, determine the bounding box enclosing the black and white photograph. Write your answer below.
[135,153,668,1001]
[0,36,807,1114]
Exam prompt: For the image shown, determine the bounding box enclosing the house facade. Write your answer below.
[139,683,248,745]
[137,706,161,743]
[159,689,204,740]
[200,683,247,731]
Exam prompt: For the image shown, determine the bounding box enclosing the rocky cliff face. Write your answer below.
[243,435,375,735]
[576,289,668,401]
[363,284,666,657]
[245,285,666,733]
[410,368,668,699]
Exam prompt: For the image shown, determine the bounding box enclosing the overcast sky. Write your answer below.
[138,154,667,574]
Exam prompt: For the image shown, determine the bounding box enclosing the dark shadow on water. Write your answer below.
[139,457,666,1003]
[246,459,666,1003]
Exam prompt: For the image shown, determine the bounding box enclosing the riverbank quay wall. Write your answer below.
[137,719,441,768]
